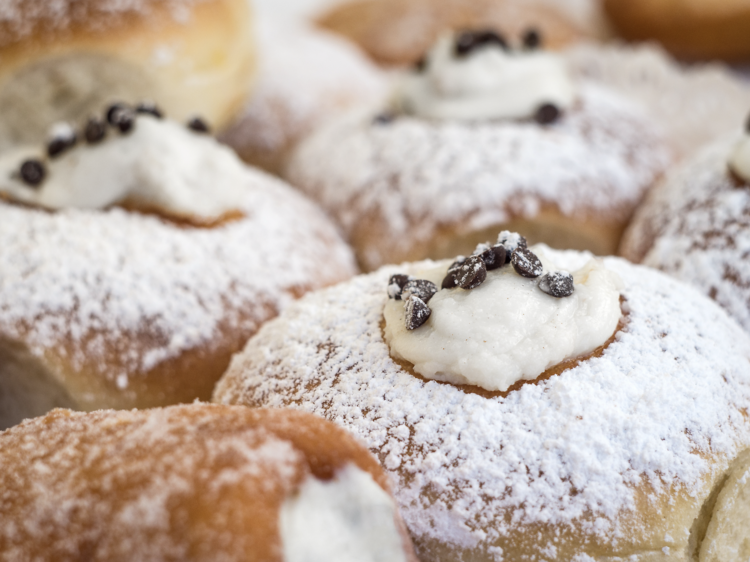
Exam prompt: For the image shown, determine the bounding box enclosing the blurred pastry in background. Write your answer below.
[315,0,605,67]
[287,29,672,270]
[621,115,750,332]
[0,105,356,430]
[0,404,418,562]
[603,0,750,62]
[0,0,255,153]
[220,18,388,175]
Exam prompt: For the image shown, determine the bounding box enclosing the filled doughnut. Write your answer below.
[215,232,750,561]
[620,118,750,332]
[0,105,356,429]
[0,0,254,153]
[219,17,388,175]
[286,30,672,270]
[0,403,418,562]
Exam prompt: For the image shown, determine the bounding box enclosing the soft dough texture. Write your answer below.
[287,84,671,270]
[0,0,254,152]
[214,247,750,561]
[0,404,418,562]
[620,136,750,332]
[0,167,356,429]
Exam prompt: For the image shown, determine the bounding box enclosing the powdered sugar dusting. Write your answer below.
[215,249,750,556]
[286,83,670,269]
[0,167,356,391]
[219,16,388,171]
[621,136,750,332]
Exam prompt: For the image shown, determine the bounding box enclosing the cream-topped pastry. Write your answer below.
[0,109,244,224]
[728,117,750,182]
[399,30,575,122]
[384,240,622,392]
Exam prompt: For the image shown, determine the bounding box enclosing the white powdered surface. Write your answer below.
[215,248,750,556]
[219,16,388,167]
[621,136,750,332]
[287,83,670,269]
[566,42,750,159]
[0,167,356,393]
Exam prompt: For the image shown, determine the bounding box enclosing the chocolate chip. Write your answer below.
[455,30,508,57]
[534,103,560,125]
[19,159,45,187]
[441,256,467,289]
[404,295,431,330]
[497,231,527,263]
[136,102,163,119]
[187,117,210,134]
[477,244,507,271]
[106,103,128,126]
[402,279,438,303]
[511,247,544,278]
[522,28,542,49]
[47,131,77,158]
[387,274,411,299]
[84,117,107,144]
[538,271,574,298]
[414,56,427,72]
[374,112,396,125]
[454,255,487,290]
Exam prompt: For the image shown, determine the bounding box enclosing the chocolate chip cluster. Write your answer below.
[16,103,212,188]
[387,232,575,331]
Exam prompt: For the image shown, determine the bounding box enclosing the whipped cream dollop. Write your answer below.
[384,245,622,392]
[399,32,576,121]
[280,464,408,562]
[0,115,247,223]
[729,125,750,182]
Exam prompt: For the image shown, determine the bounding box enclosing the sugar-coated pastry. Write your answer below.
[0,106,356,430]
[0,404,418,562]
[287,31,671,270]
[603,0,750,62]
[316,0,599,67]
[620,123,750,332]
[219,17,388,175]
[0,0,254,153]
[215,236,750,561]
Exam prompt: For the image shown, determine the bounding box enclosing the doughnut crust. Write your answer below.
[214,249,750,561]
[316,0,592,67]
[0,0,254,152]
[603,0,750,62]
[286,85,671,270]
[0,169,356,429]
[0,404,418,562]
[620,137,750,332]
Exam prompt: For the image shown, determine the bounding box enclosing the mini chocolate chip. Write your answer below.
[441,256,467,288]
[511,247,544,278]
[404,295,431,330]
[19,159,46,187]
[414,56,427,72]
[479,244,507,270]
[136,102,163,119]
[106,103,128,126]
[47,133,77,158]
[84,117,107,144]
[455,29,508,57]
[387,274,411,299]
[454,255,487,290]
[112,108,135,134]
[402,279,438,303]
[497,231,527,263]
[374,112,396,125]
[522,28,542,49]
[187,117,210,134]
[538,271,574,298]
[535,103,560,125]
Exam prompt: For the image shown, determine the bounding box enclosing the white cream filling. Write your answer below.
[0,116,247,222]
[729,133,750,182]
[279,464,407,562]
[399,33,576,121]
[384,246,623,392]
